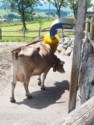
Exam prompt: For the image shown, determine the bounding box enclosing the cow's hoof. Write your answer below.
[27,94,32,99]
[41,87,45,90]
[10,97,16,103]
[38,81,41,86]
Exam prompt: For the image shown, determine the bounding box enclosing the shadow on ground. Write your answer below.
[17,80,69,109]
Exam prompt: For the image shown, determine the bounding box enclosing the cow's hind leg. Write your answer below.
[10,77,16,103]
[41,69,49,90]
[23,79,32,99]
[38,75,41,86]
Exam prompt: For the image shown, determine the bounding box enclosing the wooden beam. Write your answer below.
[86,12,94,17]
[68,0,86,113]
[52,97,94,125]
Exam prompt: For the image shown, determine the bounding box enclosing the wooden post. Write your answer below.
[0,28,2,39]
[38,27,41,38]
[87,17,91,37]
[23,28,25,39]
[62,29,64,37]
[89,17,94,52]
[68,0,86,113]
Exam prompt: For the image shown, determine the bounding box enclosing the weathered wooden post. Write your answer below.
[0,28,2,39]
[38,27,41,38]
[68,0,86,112]
[23,28,25,39]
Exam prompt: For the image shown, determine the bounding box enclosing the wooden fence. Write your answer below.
[0,28,50,39]
[0,28,75,40]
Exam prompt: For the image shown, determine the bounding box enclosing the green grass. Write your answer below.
[0,20,53,42]
[0,18,74,42]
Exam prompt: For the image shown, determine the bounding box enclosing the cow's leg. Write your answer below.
[38,75,41,86]
[23,79,32,99]
[41,69,49,90]
[10,75,16,103]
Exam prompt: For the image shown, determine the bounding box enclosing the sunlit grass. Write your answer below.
[0,19,74,42]
[0,20,52,42]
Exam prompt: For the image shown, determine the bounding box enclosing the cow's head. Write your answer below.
[53,58,65,73]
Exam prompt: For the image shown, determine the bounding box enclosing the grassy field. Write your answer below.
[0,20,53,42]
[0,19,74,42]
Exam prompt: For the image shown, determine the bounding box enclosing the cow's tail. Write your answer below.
[12,48,21,60]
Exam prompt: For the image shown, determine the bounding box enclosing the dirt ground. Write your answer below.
[0,42,75,125]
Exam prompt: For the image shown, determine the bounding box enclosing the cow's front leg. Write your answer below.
[38,75,41,86]
[23,79,32,99]
[41,69,49,90]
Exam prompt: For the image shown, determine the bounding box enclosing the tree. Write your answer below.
[67,0,93,19]
[51,0,67,18]
[67,0,77,19]
[41,0,51,19]
[2,0,39,30]
[86,0,93,10]
[41,0,67,18]
[48,0,51,19]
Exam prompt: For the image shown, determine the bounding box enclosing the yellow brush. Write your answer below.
[43,33,59,53]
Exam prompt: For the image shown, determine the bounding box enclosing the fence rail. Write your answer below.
[0,28,75,40]
[0,27,50,40]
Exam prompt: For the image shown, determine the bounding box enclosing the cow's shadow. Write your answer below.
[17,80,69,109]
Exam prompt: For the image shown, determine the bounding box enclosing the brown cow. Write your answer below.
[10,43,65,102]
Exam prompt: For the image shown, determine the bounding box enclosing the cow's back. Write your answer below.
[12,43,55,82]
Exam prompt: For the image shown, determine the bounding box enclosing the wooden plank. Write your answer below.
[2,29,49,32]
[52,97,94,125]
[2,29,74,33]
[2,30,39,32]
[86,12,94,17]
[63,29,75,32]
[68,0,86,113]
[1,36,39,38]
